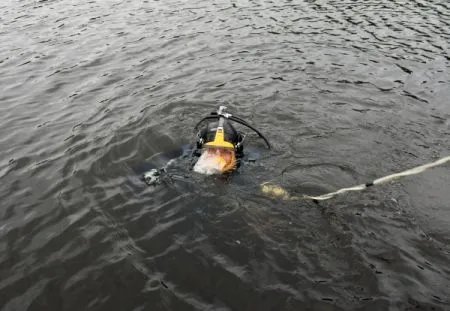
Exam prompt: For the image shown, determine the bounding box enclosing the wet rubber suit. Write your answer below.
[143,106,270,185]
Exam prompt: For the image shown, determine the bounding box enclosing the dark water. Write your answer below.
[1,0,449,310]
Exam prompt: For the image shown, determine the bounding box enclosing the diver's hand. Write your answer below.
[143,168,164,186]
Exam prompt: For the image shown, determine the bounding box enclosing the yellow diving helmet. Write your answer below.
[193,106,271,175]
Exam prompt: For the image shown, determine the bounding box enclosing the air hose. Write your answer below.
[194,107,271,149]
[261,155,450,203]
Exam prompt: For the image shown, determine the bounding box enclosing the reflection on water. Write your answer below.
[0,0,449,310]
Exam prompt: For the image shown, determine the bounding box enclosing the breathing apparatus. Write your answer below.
[193,106,271,175]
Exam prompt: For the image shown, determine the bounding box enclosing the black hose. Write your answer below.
[229,116,271,149]
[194,115,219,131]
[193,115,271,149]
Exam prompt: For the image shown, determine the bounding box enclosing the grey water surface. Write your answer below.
[1,0,449,310]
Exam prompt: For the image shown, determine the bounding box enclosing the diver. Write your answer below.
[143,106,271,185]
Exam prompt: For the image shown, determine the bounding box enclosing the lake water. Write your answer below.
[0,0,449,310]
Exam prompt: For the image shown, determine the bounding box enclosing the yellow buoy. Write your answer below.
[260,182,291,200]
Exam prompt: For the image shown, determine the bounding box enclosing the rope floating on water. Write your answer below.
[261,155,450,202]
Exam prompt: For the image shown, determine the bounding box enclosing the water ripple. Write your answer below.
[0,0,449,310]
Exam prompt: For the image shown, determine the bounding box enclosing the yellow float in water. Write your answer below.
[260,182,294,200]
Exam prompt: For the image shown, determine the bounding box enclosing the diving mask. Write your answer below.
[193,147,236,175]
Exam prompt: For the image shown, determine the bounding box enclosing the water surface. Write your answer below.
[0,0,449,310]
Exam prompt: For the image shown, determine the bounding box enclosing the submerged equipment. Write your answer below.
[193,106,270,175]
